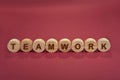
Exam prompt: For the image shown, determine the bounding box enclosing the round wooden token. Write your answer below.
[98,38,111,52]
[46,38,58,53]
[85,38,97,52]
[7,38,20,53]
[72,38,84,52]
[21,38,33,52]
[33,39,45,53]
[59,38,71,52]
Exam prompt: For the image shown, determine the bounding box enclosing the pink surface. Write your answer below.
[0,0,120,80]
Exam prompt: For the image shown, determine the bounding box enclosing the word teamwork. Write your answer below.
[7,38,111,53]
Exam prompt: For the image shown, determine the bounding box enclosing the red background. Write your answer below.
[0,0,120,80]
